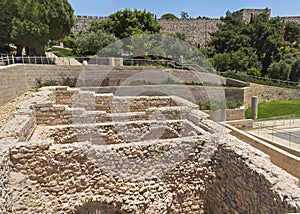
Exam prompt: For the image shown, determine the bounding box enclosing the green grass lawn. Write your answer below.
[46,47,75,57]
[245,100,300,119]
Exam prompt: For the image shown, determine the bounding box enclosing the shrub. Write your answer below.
[247,67,261,77]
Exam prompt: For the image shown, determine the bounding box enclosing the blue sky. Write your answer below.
[68,0,300,18]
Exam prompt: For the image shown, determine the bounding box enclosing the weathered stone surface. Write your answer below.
[0,86,299,213]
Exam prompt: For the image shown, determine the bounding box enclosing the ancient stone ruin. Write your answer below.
[1,86,300,213]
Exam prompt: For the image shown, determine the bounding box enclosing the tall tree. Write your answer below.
[290,58,300,82]
[10,0,74,55]
[284,21,300,43]
[208,9,292,78]
[76,30,118,55]
[90,9,161,39]
[249,13,284,75]
[0,0,17,52]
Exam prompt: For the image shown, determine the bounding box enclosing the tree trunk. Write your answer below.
[32,43,45,56]
[16,45,23,56]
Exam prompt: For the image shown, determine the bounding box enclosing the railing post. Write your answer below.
[12,55,15,64]
[7,55,10,65]
[28,56,30,64]
[41,56,43,64]
[34,56,37,64]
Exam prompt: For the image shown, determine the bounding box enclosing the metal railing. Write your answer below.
[252,115,300,150]
[221,71,300,87]
[0,55,56,65]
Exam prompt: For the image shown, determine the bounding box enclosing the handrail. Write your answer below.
[221,71,300,86]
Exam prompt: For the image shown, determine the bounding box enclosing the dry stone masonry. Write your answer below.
[73,8,300,45]
[0,86,300,213]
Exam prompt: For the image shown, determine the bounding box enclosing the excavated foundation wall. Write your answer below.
[0,87,300,213]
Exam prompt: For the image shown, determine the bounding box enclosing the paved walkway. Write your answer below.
[247,119,300,151]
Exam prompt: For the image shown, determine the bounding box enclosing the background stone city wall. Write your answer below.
[72,10,300,46]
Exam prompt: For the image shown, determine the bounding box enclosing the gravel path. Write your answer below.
[0,91,35,129]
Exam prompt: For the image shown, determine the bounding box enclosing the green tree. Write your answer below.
[268,60,291,80]
[230,50,250,72]
[209,12,250,53]
[284,22,300,43]
[161,13,178,20]
[11,0,74,55]
[90,9,161,39]
[0,0,16,53]
[290,58,300,82]
[76,30,118,55]
[247,67,261,77]
[249,13,284,75]
[180,11,190,19]
[212,53,231,72]
[208,8,292,78]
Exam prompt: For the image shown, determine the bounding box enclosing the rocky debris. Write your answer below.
[0,91,35,129]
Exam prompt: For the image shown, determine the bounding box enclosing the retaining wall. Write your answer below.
[244,83,300,108]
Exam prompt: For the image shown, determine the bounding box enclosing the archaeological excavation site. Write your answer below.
[0,64,300,214]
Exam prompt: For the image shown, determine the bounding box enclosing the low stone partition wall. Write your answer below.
[51,86,179,113]
[6,136,214,213]
[38,120,202,144]
[1,86,300,213]
[81,85,245,109]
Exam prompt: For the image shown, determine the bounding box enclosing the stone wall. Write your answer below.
[207,135,300,213]
[1,86,300,213]
[71,15,222,46]
[72,10,300,45]
[73,15,107,34]
[283,16,300,24]
[233,8,271,23]
[0,64,228,106]
[244,83,300,108]
[1,64,300,113]
[0,65,82,105]
[158,19,222,46]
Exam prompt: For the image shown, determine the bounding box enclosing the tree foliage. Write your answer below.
[208,8,300,81]
[90,9,161,39]
[290,58,300,82]
[0,0,74,55]
[0,0,16,52]
[180,11,190,19]
[76,30,118,55]
[161,13,178,20]
[268,60,291,80]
